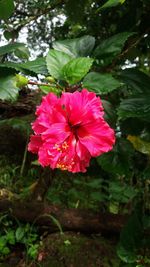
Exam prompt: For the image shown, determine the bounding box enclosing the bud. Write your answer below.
[45,76,55,83]
[16,74,28,88]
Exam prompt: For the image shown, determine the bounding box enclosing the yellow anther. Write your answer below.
[62,141,69,150]
[54,143,62,152]
[54,142,69,152]
[56,163,68,171]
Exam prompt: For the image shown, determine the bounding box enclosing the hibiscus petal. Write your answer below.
[42,122,70,143]
[76,140,91,161]
[61,89,104,126]
[28,135,43,153]
[36,93,58,115]
[78,119,115,157]
[38,142,60,168]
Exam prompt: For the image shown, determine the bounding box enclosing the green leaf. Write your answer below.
[127,135,150,155]
[43,214,63,235]
[0,43,27,57]
[94,32,134,65]
[15,227,25,242]
[90,192,106,202]
[14,46,30,59]
[100,0,126,10]
[97,138,134,177]
[62,57,93,84]
[102,99,117,128]
[1,246,10,255]
[46,49,72,79]
[0,0,14,20]
[53,35,95,57]
[83,72,121,94]
[0,236,7,249]
[3,30,15,40]
[28,244,39,259]
[142,166,150,181]
[20,57,48,75]
[0,74,19,101]
[0,58,48,75]
[86,179,102,189]
[117,245,137,264]
[121,264,136,267]
[102,100,117,127]
[119,68,150,93]
[109,181,137,203]
[118,94,150,122]
[120,118,148,137]
[117,211,143,263]
[6,230,15,245]
[0,62,20,73]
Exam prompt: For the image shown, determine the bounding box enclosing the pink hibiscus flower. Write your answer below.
[28,89,115,173]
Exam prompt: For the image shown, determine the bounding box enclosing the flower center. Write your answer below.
[54,141,69,153]
[53,141,75,171]
[68,122,80,139]
[56,159,75,171]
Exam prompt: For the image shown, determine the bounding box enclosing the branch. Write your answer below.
[106,28,150,71]
[14,0,65,33]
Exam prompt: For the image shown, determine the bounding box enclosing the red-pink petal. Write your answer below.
[28,135,43,153]
[77,119,115,157]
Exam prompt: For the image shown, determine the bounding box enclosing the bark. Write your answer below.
[0,90,40,119]
[0,199,127,234]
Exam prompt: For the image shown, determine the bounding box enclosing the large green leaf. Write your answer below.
[127,135,150,155]
[20,57,48,75]
[100,0,126,9]
[0,75,19,101]
[46,50,72,79]
[14,46,30,60]
[15,227,25,242]
[117,211,143,263]
[53,35,95,58]
[0,62,23,73]
[97,138,134,177]
[62,57,93,84]
[0,43,28,57]
[118,94,150,122]
[120,118,149,136]
[102,100,117,127]
[119,68,150,93]
[0,0,14,20]
[94,32,134,65]
[0,58,48,75]
[83,72,121,94]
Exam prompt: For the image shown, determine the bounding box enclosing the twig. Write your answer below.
[20,132,30,176]
[107,28,150,71]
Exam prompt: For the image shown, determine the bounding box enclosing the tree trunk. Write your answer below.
[0,199,127,234]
